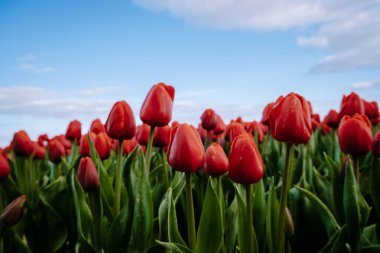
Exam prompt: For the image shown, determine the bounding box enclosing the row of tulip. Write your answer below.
[0,83,380,253]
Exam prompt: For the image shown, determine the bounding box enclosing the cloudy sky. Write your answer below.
[0,0,379,146]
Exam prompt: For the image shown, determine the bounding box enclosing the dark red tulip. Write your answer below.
[65,120,82,142]
[0,195,27,227]
[228,134,264,184]
[122,137,138,155]
[48,139,66,164]
[225,122,246,142]
[140,83,175,127]
[32,142,46,160]
[13,130,33,157]
[247,121,264,143]
[136,124,151,146]
[0,155,10,180]
[323,110,340,128]
[311,114,321,130]
[37,134,49,147]
[105,100,136,140]
[171,121,180,129]
[204,143,228,176]
[269,93,312,145]
[339,92,364,119]
[168,124,205,173]
[338,114,372,156]
[213,114,226,135]
[153,125,171,148]
[307,101,314,115]
[90,118,106,134]
[197,124,207,144]
[320,122,332,135]
[54,135,71,149]
[80,132,97,157]
[77,157,99,191]
[363,100,379,121]
[372,129,380,157]
[200,109,217,130]
[261,102,274,125]
[95,132,111,160]
[235,117,243,124]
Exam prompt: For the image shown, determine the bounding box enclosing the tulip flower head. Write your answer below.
[323,110,340,128]
[339,92,365,119]
[77,157,100,191]
[0,195,27,227]
[338,114,372,156]
[80,132,97,157]
[65,120,82,142]
[228,134,264,184]
[90,118,106,134]
[153,125,171,148]
[0,155,10,180]
[140,83,175,127]
[261,102,274,125]
[48,139,66,164]
[200,109,217,130]
[363,100,379,121]
[204,143,228,176]
[136,124,151,146]
[106,100,136,140]
[95,132,111,160]
[213,114,226,135]
[13,130,33,157]
[269,93,312,145]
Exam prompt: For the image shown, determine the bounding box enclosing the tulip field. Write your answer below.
[1,83,380,253]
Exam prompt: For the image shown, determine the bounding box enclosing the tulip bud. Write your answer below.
[363,99,379,121]
[77,157,100,191]
[13,130,33,157]
[261,102,274,125]
[339,92,364,119]
[80,132,97,157]
[372,129,380,157]
[136,124,151,146]
[0,155,10,180]
[323,109,340,128]
[105,100,136,140]
[32,141,46,160]
[95,132,111,160]
[200,109,217,130]
[213,114,226,135]
[90,118,106,134]
[65,120,82,142]
[0,195,27,227]
[140,83,175,127]
[269,93,312,145]
[204,143,228,176]
[153,125,171,148]
[228,134,264,184]
[338,114,372,156]
[48,139,66,164]
[168,124,205,173]
[225,122,246,142]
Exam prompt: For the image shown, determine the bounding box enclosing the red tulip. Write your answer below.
[0,195,27,227]
[225,122,246,142]
[338,114,372,156]
[171,121,180,129]
[140,83,175,127]
[323,110,340,128]
[311,114,321,130]
[168,124,205,173]
[0,155,10,180]
[122,137,139,155]
[80,132,97,157]
[136,124,151,146]
[363,100,379,121]
[153,125,171,148]
[204,143,228,176]
[54,135,71,149]
[320,122,332,135]
[228,134,264,184]
[269,93,312,144]
[77,157,99,191]
[90,118,106,134]
[197,124,207,144]
[372,129,380,157]
[95,132,111,160]
[105,100,136,140]
[261,102,274,125]
[13,130,33,157]
[37,134,49,147]
[200,109,217,130]
[213,114,226,135]
[32,142,46,160]
[65,120,82,142]
[247,121,264,143]
[48,139,66,164]
[339,92,364,119]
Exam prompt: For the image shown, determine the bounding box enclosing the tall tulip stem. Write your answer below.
[114,140,124,215]
[277,143,294,253]
[186,172,196,250]
[246,183,254,253]
[162,149,170,188]
[146,126,155,172]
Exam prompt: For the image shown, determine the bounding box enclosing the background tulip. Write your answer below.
[136,124,151,146]
[363,100,379,121]
[213,114,226,135]
[339,92,365,118]
[200,108,217,130]
[48,139,66,164]
[65,120,82,142]
[261,102,274,125]
[153,125,171,148]
[13,130,33,157]
[95,132,111,160]
[204,143,228,176]
[105,100,136,140]
[90,118,106,134]
[0,155,10,179]
[372,129,380,157]
[226,122,246,142]
[323,109,340,128]
[80,132,97,157]
[77,157,100,191]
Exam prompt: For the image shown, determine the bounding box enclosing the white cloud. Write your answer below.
[76,86,128,96]
[134,0,380,72]
[352,79,380,89]
[18,53,57,73]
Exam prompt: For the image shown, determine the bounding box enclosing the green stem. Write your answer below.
[246,184,254,253]
[162,149,170,188]
[114,140,124,215]
[89,192,100,250]
[277,143,294,253]
[146,126,156,172]
[70,141,78,167]
[186,172,196,250]
[354,156,360,185]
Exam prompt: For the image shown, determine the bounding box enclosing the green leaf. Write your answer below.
[234,184,258,253]
[168,189,187,246]
[155,240,195,253]
[295,185,340,237]
[369,158,380,241]
[225,196,238,253]
[319,224,348,253]
[131,147,154,252]
[196,177,223,253]
[266,179,279,253]
[106,204,133,253]
[253,180,266,253]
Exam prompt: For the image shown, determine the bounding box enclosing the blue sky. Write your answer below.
[0,0,379,145]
